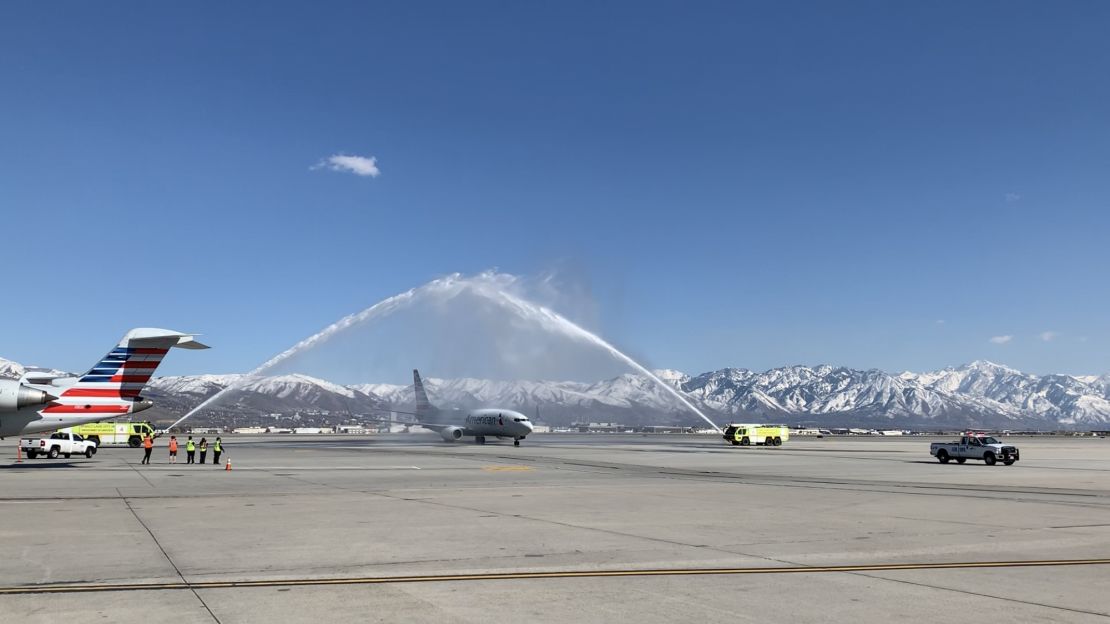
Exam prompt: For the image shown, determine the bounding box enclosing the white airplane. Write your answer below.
[0,328,208,439]
[406,369,533,446]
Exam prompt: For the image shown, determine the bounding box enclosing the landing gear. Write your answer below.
[476,436,486,445]
[514,438,521,447]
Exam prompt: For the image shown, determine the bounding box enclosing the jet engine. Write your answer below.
[0,380,56,412]
[439,426,464,442]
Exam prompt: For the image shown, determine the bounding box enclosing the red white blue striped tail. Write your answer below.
[44,328,208,415]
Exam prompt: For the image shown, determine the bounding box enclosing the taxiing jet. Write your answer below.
[405,369,533,446]
[0,328,208,439]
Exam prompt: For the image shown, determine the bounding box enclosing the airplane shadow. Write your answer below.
[905,460,1011,466]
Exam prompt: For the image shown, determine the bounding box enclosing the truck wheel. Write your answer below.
[64,453,71,459]
[730,440,739,446]
[25,451,36,459]
[983,452,997,466]
[85,448,94,459]
[937,450,950,463]
[773,437,782,446]
[1003,459,1015,466]
[956,458,966,464]
[48,448,59,459]
[128,436,141,448]
[740,437,750,446]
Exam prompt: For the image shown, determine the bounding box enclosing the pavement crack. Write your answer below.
[116,487,223,624]
[853,571,1110,618]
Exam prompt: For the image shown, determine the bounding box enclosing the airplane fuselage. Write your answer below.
[0,395,151,438]
[458,408,533,439]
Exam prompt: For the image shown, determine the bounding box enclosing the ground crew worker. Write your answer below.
[141,433,153,465]
[168,435,178,464]
[186,436,196,464]
[212,437,223,466]
[198,437,208,464]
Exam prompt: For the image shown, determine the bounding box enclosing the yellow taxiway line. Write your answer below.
[3,558,1108,595]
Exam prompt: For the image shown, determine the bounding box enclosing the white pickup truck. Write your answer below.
[930,435,1019,466]
[20,432,98,459]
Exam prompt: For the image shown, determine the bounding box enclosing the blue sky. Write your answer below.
[1,1,1107,378]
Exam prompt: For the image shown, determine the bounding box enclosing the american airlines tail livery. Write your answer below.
[0,328,208,438]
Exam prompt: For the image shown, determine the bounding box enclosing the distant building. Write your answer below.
[791,428,822,436]
[573,422,628,433]
[337,425,369,434]
[233,427,266,434]
[639,426,689,433]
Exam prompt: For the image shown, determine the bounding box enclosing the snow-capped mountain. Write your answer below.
[146,374,388,415]
[0,357,73,381]
[0,357,22,379]
[896,361,1110,426]
[359,374,689,414]
[3,353,1107,428]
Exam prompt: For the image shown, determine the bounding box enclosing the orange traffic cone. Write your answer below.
[16,445,22,464]
[225,457,231,471]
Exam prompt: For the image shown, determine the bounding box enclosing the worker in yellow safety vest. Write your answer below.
[212,437,223,466]
[186,436,196,464]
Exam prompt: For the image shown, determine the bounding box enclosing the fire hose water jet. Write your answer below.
[169,273,721,433]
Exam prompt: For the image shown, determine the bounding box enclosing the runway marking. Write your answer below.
[481,465,534,472]
[3,558,1108,595]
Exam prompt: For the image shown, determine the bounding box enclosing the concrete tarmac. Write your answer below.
[1,433,1108,623]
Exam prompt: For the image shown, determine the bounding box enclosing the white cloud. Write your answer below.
[1005,192,1021,202]
[1040,331,1058,342]
[935,319,945,325]
[311,154,380,178]
[989,335,1013,345]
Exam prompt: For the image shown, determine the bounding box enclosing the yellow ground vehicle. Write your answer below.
[63,421,155,448]
[722,424,789,446]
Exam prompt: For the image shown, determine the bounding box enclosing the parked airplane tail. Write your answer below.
[58,328,209,402]
[413,369,437,415]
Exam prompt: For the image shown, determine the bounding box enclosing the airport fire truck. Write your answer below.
[723,424,789,446]
[62,421,155,448]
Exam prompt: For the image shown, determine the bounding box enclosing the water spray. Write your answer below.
[168,273,721,433]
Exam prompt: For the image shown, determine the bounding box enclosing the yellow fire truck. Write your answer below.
[722,424,789,446]
[62,421,155,448]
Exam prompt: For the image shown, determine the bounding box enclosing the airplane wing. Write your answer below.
[20,372,77,387]
[407,422,451,432]
[368,409,454,432]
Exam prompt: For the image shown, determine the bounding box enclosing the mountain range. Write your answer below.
[2,357,1108,429]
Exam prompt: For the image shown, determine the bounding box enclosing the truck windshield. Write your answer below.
[980,437,999,445]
